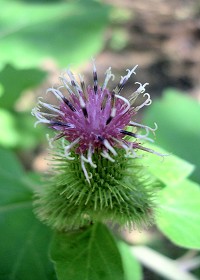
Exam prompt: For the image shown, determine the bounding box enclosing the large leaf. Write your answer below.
[142,143,195,186]
[156,179,200,249]
[15,111,48,149]
[143,89,200,183]
[0,109,48,149]
[0,109,20,147]
[0,64,47,109]
[0,147,24,177]
[50,223,125,280]
[0,148,55,280]
[0,0,110,68]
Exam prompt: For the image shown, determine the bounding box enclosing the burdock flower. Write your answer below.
[32,61,160,231]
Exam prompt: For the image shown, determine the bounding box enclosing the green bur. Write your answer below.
[34,148,157,231]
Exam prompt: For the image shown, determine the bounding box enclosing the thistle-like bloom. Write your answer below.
[32,61,160,231]
[32,62,158,183]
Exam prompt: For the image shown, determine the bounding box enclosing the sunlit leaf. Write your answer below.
[156,179,200,249]
[50,223,125,280]
[143,89,200,183]
[0,148,24,179]
[0,0,110,68]
[0,64,47,109]
[0,110,48,149]
[0,109,20,147]
[15,112,48,149]
[142,143,195,186]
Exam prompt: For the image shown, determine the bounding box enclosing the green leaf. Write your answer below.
[156,179,200,249]
[0,64,47,109]
[117,241,142,280]
[0,0,110,68]
[15,111,48,149]
[143,89,200,183]
[0,148,55,280]
[0,109,20,147]
[50,223,125,280]
[0,110,48,149]
[0,147,24,177]
[142,143,195,186]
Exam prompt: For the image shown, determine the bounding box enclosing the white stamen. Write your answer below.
[103,139,117,156]
[46,88,64,102]
[87,144,97,168]
[67,69,82,93]
[79,74,84,83]
[102,67,115,91]
[38,100,65,116]
[81,155,92,184]
[120,65,138,85]
[112,137,129,150]
[59,76,75,96]
[81,146,96,168]
[134,133,154,142]
[135,93,152,111]
[115,94,131,114]
[64,137,80,160]
[129,82,149,103]
[112,137,139,158]
[92,57,97,73]
[38,112,58,118]
[138,145,169,158]
[111,107,117,118]
[79,95,86,108]
[34,119,50,127]
[101,150,115,162]
[125,149,138,158]
[127,142,143,158]
[32,108,51,127]
[135,82,149,94]
[129,121,158,132]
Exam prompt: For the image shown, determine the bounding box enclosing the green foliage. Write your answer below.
[0,64,47,109]
[142,143,195,186]
[0,147,24,176]
[14,112,48,148]
[142,89,200,251]
[0,64,48,148]
[143,89,200,183]
[50,223,125,280]
[0,148,55,279]
[156,179,200,249]
[0,109,48,148]
[0,109,20,147]
[141,143,200,249]
[0,0,111,68]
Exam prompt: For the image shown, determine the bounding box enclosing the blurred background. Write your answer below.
[0,0,200,279]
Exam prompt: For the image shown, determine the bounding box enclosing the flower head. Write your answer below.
[32,61,159,183]
[32,61,161,231]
